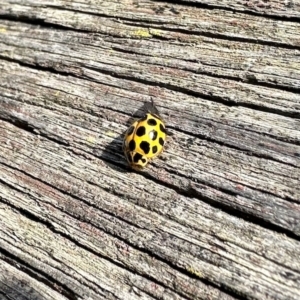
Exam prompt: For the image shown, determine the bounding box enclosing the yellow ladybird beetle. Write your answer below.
[123,103,166,170]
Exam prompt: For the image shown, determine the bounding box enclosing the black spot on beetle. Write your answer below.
[147,118,157,126]
[152,145,158,154]
[133,152,143,163]
[159,137,164,146]
[136,126,146,137]
[140,141,150,154]
[126,126,135,136]
[160,123,166,133]
[149,130,158,141]
[129,140,136,151]
[141,158,147,163]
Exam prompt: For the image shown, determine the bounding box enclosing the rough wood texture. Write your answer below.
[0,0,299,299]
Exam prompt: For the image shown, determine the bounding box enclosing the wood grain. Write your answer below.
[0,0,299,299]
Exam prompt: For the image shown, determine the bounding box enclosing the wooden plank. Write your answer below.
[0,0,299,299]
[0,123,300,300]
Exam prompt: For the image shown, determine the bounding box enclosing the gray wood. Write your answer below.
[0,0,299,299]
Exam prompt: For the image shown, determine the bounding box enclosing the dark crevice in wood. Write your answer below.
[0,117,35,135]
[152,0,300,22]
[0,292,8,300]
[169,125,300,167]
[110,46,300,94]
[0,246,78,300]
[0,179,63,230]
[245,76,300,94]
[85,66,300,120]
[0,55,74,78]
[0,14,91,33]
[120,19,300,51]
[85,67,238,111]
[0,116,70,147]
[147,167,300,241]
[0,290,10,300]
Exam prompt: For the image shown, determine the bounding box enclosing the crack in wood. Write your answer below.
[0,247,78,300]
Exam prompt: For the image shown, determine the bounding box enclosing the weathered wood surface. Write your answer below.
[0,0,300,299]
